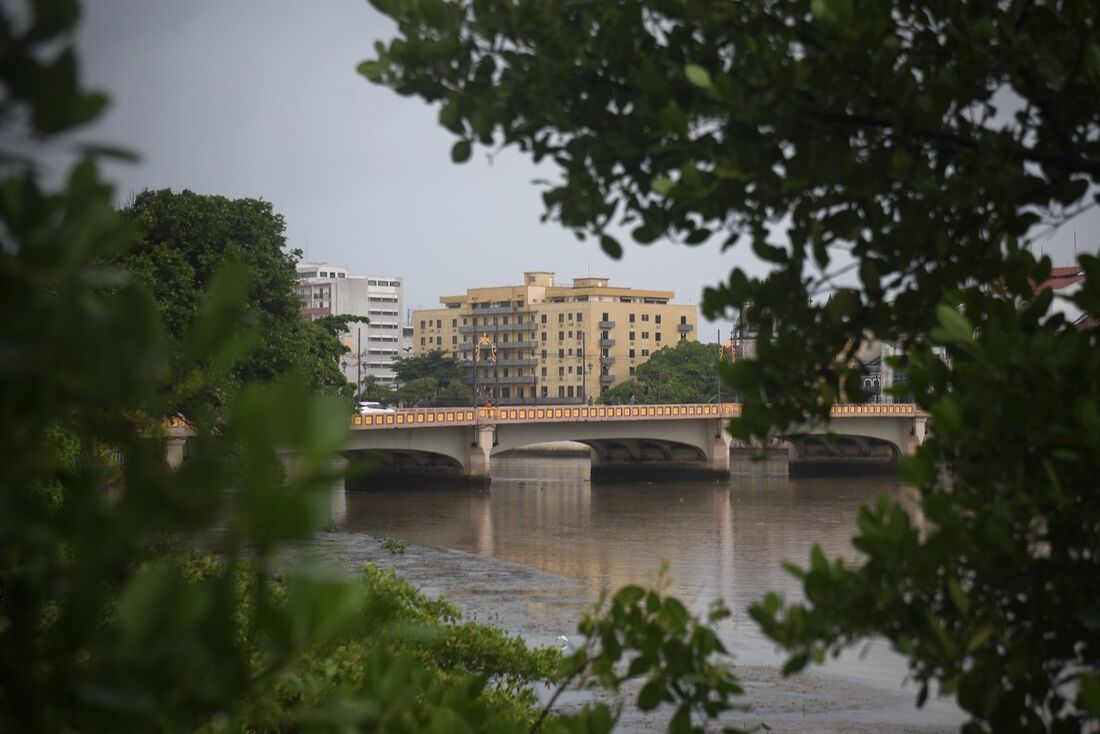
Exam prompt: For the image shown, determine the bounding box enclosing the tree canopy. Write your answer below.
[119,189,350,409]
[365,1,1100,730]
[392,349,468,385]
[603,341,723,403]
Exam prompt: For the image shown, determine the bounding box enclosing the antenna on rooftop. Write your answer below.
[1074,230,1078,262]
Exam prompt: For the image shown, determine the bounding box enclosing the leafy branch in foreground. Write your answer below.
[539,582,745,734]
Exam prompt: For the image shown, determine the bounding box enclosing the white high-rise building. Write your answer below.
[295,262,404,389]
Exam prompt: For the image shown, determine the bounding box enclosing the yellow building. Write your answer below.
[413,272,697,404]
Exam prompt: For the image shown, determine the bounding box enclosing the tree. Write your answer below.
[392,349,467,385]
[601,379,645,405]
[635,341,722,403]
[119,189,350,410]
[364,2,1100,730]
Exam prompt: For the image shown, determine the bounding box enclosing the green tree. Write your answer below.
[365,1,1100,730]
[635,341,722,403]
[601,379,646,404]
[119,189,350,409]
[392,349,468,385]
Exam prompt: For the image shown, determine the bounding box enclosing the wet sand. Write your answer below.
[295,531,961,733]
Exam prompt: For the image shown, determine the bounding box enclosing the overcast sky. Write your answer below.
[68,0,1095,327]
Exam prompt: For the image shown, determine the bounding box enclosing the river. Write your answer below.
[324,454,963,732]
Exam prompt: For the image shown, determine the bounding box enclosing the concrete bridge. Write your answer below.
[344,402,928,484]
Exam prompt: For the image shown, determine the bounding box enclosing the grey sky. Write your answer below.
[72,0,1095,327]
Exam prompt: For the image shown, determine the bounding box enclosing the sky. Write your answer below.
[66,0,1096,327]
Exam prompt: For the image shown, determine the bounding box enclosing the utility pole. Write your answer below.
[716,328,721,404]
[580,331,586,404]
[357,327,362,400]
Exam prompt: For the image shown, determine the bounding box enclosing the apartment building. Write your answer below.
[413,272,697,404]
[295,263,404,388]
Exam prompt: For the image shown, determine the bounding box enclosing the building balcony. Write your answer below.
[498,340,537,349]
[468,305,522,315]
[600,373,615,384]
[459,358,537,368]
[598,320,615,329]
[677,323,694,333]
[459,321,536,334]
[467,375,537,385]
[599,338,615,347]
[600,357,615,366]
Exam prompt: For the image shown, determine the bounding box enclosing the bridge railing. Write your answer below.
[351,402,741,430]
[348,402,924,431]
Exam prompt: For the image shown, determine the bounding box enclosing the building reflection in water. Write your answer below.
[340,455,921,681]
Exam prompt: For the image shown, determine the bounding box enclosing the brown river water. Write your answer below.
[325,454,963,731]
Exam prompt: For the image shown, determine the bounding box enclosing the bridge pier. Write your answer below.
[467,425,495,480]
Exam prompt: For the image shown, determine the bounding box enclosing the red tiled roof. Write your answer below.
[1034,266,1084,292]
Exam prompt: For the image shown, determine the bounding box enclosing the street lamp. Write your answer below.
[473,332,496,406]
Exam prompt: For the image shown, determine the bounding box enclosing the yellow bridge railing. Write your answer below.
[351,402,922,430]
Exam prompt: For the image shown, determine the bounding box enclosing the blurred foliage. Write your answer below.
[0,2,744,733]
[366,0,1100,730]
[117,189,353,412]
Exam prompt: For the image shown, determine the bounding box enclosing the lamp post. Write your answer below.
[473,332,496,406]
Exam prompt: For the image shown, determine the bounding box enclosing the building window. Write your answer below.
[559,367,565,376]
[602,312,609,321]
[568,330,573,338]
[436,336,442,345]
[542,386,549,397]
[463,318,468,325]
[451,319,457,327]
[576,312,582,322]
[642,314,649,322]
[567,386,574,398]
[642,331,649,339]
[420,337,425,345]
[541,332,547,341]
[641,349,649,357]
[436,319,442,328]
[542,349,547,358]
[558,349,565,358]
[558,331,564,340]
[629,348,635,358]
[558,313,565,323]
[420,320,425,329]
[656,333,662,342]
[541,314,547,324]
[558,386,565,398]
[541,367,547,377]
[680,315,687,324]
[630,366,636,376]
[629,331,635,340]
[629,313,635,323]
[452,335,457,344]
[655,314,662,324]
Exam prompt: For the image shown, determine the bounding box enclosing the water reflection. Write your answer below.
[341,455,922,687]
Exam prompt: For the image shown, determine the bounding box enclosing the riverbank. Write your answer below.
[294,531,960,733]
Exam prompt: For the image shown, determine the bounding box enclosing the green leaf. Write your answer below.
[600,234,623,259]
[684,63,712,89]
[451,140,472,163]
[932,304,974,345]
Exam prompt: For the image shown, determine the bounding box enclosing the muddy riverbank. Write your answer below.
[295,530,960,733]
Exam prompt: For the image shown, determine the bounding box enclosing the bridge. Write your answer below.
[342,402,928,484]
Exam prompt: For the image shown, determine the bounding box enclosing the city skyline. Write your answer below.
[65,0,1095,325]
